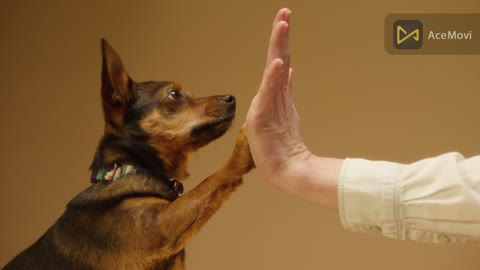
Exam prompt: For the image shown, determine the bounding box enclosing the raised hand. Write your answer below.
[246,8,308,190]
[246,8,342,209]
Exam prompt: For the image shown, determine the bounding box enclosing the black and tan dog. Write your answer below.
[3,39,254,270]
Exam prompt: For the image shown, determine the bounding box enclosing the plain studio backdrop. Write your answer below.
[1,1,479,269]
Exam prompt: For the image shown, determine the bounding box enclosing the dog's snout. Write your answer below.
[220,95,235,104]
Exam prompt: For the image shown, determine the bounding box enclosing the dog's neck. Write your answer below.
[149,142,191,181]
[90,134,191,182]
[90,163,184,197]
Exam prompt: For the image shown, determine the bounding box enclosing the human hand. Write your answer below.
[246,8,310,193]
[246,8,342,209]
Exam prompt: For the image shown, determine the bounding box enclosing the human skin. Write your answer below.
[245,8,344,210]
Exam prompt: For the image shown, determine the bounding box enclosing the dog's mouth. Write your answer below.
[190,114,235,147]
[191,114,234,136]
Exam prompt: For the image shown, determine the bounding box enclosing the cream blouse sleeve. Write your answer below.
[338,152,480,244]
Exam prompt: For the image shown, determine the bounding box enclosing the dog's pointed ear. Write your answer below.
[100,38,133,129]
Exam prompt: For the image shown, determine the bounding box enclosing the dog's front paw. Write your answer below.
[225,127,255,175]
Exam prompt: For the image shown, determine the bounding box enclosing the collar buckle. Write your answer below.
[169,178,184,196]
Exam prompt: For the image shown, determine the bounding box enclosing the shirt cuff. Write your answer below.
[338,158,404,239]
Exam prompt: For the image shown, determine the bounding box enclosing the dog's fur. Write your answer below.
[3,39,254,270]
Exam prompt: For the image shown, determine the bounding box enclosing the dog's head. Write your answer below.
[95,39,235,179]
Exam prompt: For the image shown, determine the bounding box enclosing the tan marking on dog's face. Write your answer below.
[137,82,235,179]
[140,82,235,149]
[141,83,202,147]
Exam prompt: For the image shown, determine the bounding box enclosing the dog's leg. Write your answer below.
[156,127,254,254]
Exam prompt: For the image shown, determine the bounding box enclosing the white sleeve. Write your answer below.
[338,152,480,244]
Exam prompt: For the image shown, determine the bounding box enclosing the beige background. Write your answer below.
[1,1,479,269]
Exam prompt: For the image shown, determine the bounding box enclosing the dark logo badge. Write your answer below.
[393,20,423,49]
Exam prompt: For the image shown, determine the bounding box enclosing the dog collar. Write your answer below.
[90,162,184,196]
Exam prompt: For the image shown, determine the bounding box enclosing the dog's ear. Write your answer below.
[100,38,133,129]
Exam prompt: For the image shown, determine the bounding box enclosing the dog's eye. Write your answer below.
[168,89,182,101]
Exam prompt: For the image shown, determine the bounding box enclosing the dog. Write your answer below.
[3,39,254,270]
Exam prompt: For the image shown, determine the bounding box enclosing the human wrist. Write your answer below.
[293,154,343,210]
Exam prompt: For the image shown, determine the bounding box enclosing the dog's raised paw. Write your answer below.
[226,127,255,175]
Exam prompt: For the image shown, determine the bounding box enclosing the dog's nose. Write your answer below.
[220,95,235,104]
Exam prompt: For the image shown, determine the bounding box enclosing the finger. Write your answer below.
[266,21,290,70]
[280,23,290,88]
[248,59,284,129]
[266,11,291,93]
[256,58,284,105]
[266,9,291,67]
[272,8,291,29]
